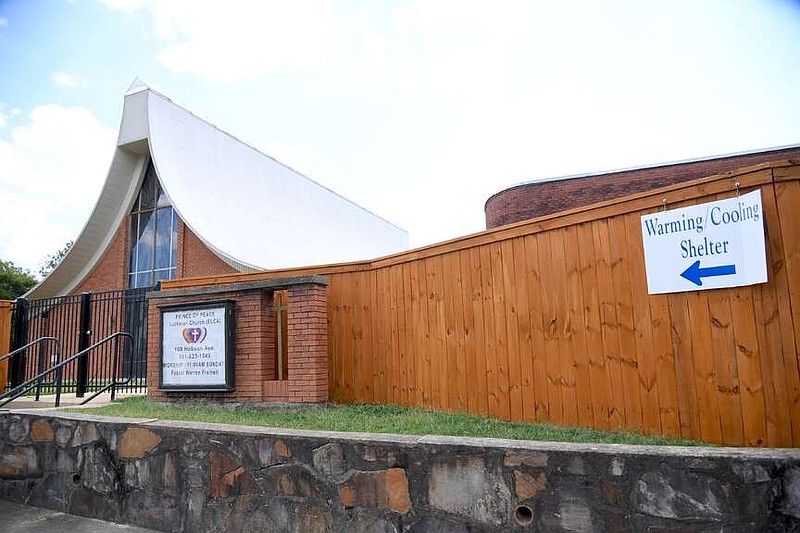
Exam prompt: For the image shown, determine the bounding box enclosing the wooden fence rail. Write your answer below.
[164,160,800,447]
[0,300,12,393]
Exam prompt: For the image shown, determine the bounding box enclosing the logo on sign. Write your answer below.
[182,327,207,344]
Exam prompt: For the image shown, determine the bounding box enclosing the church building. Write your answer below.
[28,81,408,299]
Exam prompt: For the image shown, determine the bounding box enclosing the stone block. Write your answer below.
[539,494,595,532]
[358,445,400,467]
[780,467,800,519]
[78,445,117,494]
[333,510,399,533]
[31,419,55,442]
[339,468,411,515]
[260,463,326,500]
[123,489,181,532]
[504,450,548,468]
[514,470,547,501]
[55,422,75,447]
[71,422,100,447]
[0,444,41,478]
[313,442,346,477]
[7,417,29,443]
[69,486,120,522]
[245,500,328,533]
[208,450,260,498]
[428,455,510,527]
[633,468,728,521]
[610,457,625,477]
[118,427,161,458]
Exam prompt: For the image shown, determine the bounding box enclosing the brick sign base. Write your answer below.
[146,276,329,403]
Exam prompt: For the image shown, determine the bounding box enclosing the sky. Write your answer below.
[1,0,799,274]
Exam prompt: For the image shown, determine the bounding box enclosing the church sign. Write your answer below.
[640,189,768,295]
[159,301,235,391]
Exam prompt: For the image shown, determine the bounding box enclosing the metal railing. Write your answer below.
[0,332,133,408]
[0,337,62,401]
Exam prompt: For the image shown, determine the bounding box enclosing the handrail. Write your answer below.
[0,332,133,408]
[0,336,60,365]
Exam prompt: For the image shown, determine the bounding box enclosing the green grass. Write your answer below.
[77,396,705,446]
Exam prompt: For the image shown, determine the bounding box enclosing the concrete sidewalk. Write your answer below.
[0,500,161,533]
[0,391,144,410]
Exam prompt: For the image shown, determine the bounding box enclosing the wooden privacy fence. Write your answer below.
[0,301,11,393]
[164,160,800,447]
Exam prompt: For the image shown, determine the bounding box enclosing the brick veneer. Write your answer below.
[485,145,800,228]
[147,276,329,404]
[73,216,238,294]
[178,221,238,279]
[73,224,129,293]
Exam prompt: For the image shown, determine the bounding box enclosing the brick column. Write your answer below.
[286,284,328,402]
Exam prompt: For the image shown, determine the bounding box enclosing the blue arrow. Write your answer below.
[680,260,736,286]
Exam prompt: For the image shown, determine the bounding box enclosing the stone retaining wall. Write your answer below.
[2,410,800,532]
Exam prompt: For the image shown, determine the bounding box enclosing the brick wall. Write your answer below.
[71,215,238,295]
[485,146,800,228]
[147,277,329,404]
[178,221,238,279]
[73,224,129,293]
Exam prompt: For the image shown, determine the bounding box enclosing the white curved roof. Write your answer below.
[28,82,408,298]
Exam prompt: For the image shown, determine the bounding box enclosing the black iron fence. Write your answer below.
[7,287,151,395]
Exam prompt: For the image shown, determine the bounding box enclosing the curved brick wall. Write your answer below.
[485,146,800,229]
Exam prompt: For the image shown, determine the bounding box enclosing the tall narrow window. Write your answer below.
[129,161,178,288]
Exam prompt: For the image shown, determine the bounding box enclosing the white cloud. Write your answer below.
[102,0,340,82]
[0,105,116,271]
[0,17,8,27]
[52,72,81,87]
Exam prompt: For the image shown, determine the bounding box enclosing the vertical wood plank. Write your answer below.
[576,223,610,430]
[624,213,662,435]
[608,215,643,430]
[551,228,578,426]
[327,277,344,402]
[523,234,549,422]
[593,220,625,430]
[668,293,702,439]
[730,287,768,446]
[537,232,563,424]
[501,239,524,421]
[341,273,357,402]
[772,180,800,445]
[408,260,425,406]
[373,268,388,404]
[426,257,447,410]
[387,265,401,405]
[512,237,536,422]
[753,281,791,447]
[445,251,468,412]
[686,291,723,443]
[480,245,502,418]
[563,225,593,427]
[365,270,378,402]
[468,247,489,416]
[0,301,12,394]
[707,289,745,445]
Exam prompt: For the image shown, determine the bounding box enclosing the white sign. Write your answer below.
[640,189,767,295]
[161,305,230,388]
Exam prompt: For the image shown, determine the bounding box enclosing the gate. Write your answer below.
[6,287,151,395]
